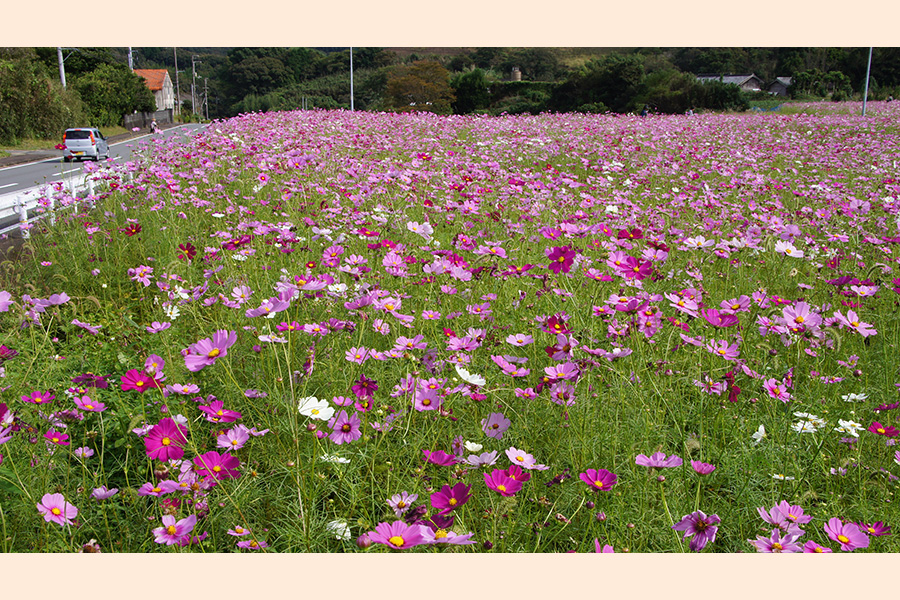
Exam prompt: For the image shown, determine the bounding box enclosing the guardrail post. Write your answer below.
[49,196,56,227]
[17,196,30,240]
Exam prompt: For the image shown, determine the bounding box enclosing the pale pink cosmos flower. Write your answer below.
[37,493,78,526]
[184,330,237,372]
[635,452,683,468]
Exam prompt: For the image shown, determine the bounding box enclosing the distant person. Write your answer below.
[641,105,649,117]
[151,119,160,134]
[888,95,894,103]
[685,108,694,116]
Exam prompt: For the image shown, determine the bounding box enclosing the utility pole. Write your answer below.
[349,47,355,111]
[174,48,181,117]
[57,47,66,89]
[128,47,133,70]
[191,55,201,118]
[204,78,209,120]
[862,47,873,117]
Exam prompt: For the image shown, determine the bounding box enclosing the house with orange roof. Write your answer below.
[134,69,175,111]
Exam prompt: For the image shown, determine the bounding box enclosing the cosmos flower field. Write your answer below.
[1,102,900,553]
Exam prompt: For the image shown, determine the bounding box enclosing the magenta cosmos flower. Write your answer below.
[153,514,197,546]
[21,390,55,406]
[37,493,78,526]
[824,518,870,551]
[868,421,899,437]
[193,450,241,480]
[366,521,428,550]
[198,400,243,424]
[144,417,189,461]
[579,468,618,491]
[672,510,720,551]
[690,461,716,475]
[120,369,161,393]
[484,469,523,497]
[422,449,460,466]
[546,246,576,274]
[430,482,472,515]
[748,529,802,553]
[184,330,237,372]
[635,452,683,468]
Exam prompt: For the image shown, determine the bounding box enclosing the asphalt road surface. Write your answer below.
[0,124,205,236]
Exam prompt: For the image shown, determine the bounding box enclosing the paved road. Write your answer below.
[0,123,206,236]
[0,124,205,192]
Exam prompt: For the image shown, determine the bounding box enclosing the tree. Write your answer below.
[385,61,455,115]
[72,63,155,127]
[549,53,644,113]
[0,50,86,143]
[451,68,490,114]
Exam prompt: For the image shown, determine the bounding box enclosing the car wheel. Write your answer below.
[63,156,71,163]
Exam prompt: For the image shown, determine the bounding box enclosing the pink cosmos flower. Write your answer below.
[217,426,250,451]
[144,417,189,461]
[328,410,362,445]
[44,430,70,446]
[748,528,802,553]
[74,395,106,412]
[672,510,720,551]
[198,400,243,424]
[690,461,716,475]
[482,412,511,440]
[91,486,118,500]
[833,310,877,337]
[37,493,78,526]
[237,538,268,550]
[824,518,870,551]
[120,369,161,393]
[579,468,618,491]
[146,321,171,334]
[422,449,460,466]
[484,469,524,497]
[388,492,418,517]
[763,378,793,402]
[184,330,237,372]
[366,521,428,550]
[803,541,833,553]
[193,451,241,480]
[152,514,197,546]
[635,452,683,468]
[21,390,55,406]
[595,540,615,553]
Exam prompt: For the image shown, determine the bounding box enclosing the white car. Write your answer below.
[63,128,109,162]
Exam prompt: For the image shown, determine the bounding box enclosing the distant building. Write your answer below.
[696,73,765,93]
[134,69,175,111]
[768,77,793,96]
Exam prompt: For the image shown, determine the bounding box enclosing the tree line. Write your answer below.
[3,47,899,145]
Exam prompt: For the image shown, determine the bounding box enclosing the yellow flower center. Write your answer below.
[235,527,244,533]
[516,456,524,462]
[877,428,886,434]
[85,404,94,410]
[388,535,405,547]
[152,487,161,493]
[250,540,259,548]
[51,508,61,515]
[772,543,783,551]
[496,484,507,492]
[213,465,222,472]
[838,535,850,544]
[850,321,859,327]
[136,380,144,387]
[594,481,605,489]
[52,437,60,443]
[161,437,171,446]
[795,316,805,324]
[435,529,448,539]
[208,348,221,358]
[449,498,457,506]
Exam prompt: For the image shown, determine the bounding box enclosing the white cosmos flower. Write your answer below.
[297,396,334,421]
[320,454,350,464]
[841,393,868,402]
[772,473,795,481]
[751,424,766,445]
[163,304,180,320]
[455,364,485,386]
[325,519,351,541]
[834,419,863,437]
[464,441,483,452]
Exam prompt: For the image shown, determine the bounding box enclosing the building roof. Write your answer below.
[696,74,763,87]
[774,77,792,86]
[134,69,170,91]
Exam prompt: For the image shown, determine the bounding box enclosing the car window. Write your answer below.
[66,130,92,140]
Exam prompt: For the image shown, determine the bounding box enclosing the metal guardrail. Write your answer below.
[0,172,105,238]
